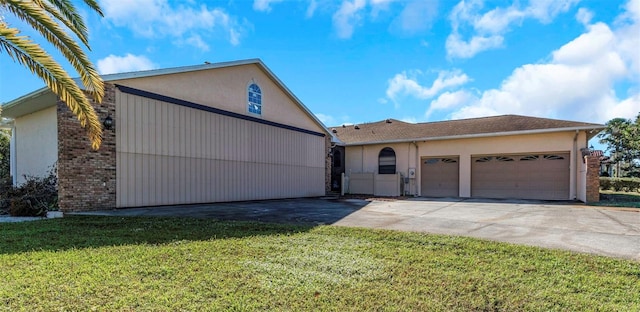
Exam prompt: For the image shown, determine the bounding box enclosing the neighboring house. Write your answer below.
[2,59,331,211]
[331,115,604,202]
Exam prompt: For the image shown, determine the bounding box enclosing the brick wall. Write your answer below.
[585,155,600,203]
[325,136,332,194]
[57,84,116,212]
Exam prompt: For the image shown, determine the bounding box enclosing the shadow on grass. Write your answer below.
[0,198,372,255]
[0,216,315,255]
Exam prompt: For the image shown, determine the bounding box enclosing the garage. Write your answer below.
[471,153,570,200]
[421,157,459,197]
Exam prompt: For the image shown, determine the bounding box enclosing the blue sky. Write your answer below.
[1,0,639,137]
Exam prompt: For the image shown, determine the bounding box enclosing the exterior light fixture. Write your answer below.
[103,115,114,130]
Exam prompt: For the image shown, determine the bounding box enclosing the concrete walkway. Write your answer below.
[6,197,638,260]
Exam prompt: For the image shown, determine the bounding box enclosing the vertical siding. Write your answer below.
[116,91,325,207]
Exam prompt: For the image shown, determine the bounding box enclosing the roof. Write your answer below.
[1,59,330,136]
[331,115,605,145]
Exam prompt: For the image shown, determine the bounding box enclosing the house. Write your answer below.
[330,115,604,202]
[1,59,331,211]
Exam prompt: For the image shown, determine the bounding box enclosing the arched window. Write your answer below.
[378,147,396,174]
[248,83,262,115]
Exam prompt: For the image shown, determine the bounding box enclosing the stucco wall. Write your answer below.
[113,63,324,133]
[14,106,57,184]
[345,131,590,200]
[345,142,418,195]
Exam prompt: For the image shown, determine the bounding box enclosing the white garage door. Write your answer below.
[471,153,570,200]
[421,157,459,197]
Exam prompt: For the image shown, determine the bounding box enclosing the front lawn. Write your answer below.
[596,190,640,208]
[1,216,638,311]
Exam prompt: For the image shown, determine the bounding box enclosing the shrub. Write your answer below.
[600,177,640,193]
[1,165,58,217]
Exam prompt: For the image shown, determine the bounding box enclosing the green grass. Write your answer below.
[594,190,640,208]
[1,216,638,311]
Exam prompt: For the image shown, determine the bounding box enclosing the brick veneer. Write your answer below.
[325,136,332,194]
[585,155,600,203]
[57,84,116,211]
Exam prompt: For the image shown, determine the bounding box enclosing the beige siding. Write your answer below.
[116,91,325,207]
[113,63,324,133]
[14,106,57,184]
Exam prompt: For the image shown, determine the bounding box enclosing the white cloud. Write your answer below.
[399,116,417,123]
[97,54,156,75]
[332,0,367,39]
[392,0,438,34]
[449,11,639,123]
[315,113,336,126]
[576,8,593,26]
[253,0,283,12]
[445,33,503,59]
[306,0,318,18]
[446,0,579,59]
[385,69,470,102]
[99,0,246,48]
[184,35,210,52]
[426,90,475,119]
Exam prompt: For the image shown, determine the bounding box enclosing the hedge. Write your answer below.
[600,177,640,193]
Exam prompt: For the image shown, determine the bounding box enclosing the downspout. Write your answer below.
[10,126,17,186]
[361,145,364,172]
[573,130,578,200]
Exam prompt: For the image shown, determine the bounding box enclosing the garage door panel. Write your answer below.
[471,153,569,200]
[421,157,459,197]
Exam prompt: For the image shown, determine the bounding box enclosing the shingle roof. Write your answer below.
[331,115,604,145]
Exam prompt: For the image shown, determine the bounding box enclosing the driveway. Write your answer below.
[69,197,639,260]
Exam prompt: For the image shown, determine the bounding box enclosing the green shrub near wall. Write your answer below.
[600,177,640,192]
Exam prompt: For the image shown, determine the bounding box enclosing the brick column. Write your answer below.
[57,84,116,212]
[325,136,332,194]
[585,155,600,203]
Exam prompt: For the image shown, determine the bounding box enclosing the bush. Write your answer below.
[600,177,640,193]
[0,165,58,217]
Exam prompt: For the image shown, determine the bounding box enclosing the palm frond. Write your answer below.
[0,25,103,150]
[80,0,103,16]
[38,0,91,47]
[4,0,104,103]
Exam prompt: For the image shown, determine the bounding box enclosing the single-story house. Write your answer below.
[1,59,331,211]
[2,59,605,211]
[330,115,604,202]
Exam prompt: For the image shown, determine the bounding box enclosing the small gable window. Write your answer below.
[248,83,262,115]
[378,147,396,174]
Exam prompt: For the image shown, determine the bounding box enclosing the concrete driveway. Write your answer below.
[70,197,639,260]
[332,198,640,261]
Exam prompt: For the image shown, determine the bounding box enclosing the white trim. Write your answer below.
[341,126,606,146]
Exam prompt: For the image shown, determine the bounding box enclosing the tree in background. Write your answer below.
[0,0,104,149]
[599,113,640,177]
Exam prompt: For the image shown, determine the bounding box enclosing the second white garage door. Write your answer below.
[471,153,570,200]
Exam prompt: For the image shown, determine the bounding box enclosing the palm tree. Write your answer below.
[0,0,104,150]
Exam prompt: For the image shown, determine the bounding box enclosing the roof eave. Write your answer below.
[341,125,607,146]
